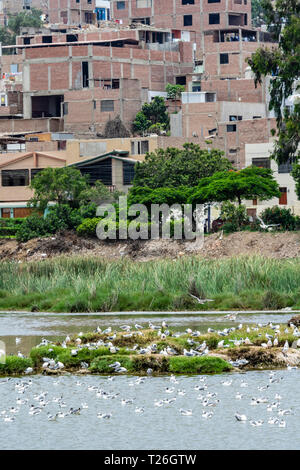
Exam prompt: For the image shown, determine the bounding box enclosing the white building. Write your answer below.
[245,142,300,217]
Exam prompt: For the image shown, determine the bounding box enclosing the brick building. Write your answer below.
[15,26,194,135]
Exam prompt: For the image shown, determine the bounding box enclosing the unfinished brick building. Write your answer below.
[15,26,194,135]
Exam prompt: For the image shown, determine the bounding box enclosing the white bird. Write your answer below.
[235,413,247,421]
[180,409,192,416]
[135,407,144,413]
[250,420,263,426]
[97,413,112,419]
[282,341,289,353]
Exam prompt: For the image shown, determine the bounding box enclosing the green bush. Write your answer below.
[77,217,102,237]
[169,356,232,374]
[220,202,249,229]
[16,214,51,242]
[261,206,299,231]
[0,226,17,237]
[222,221,239,233]
[0,356,33,375]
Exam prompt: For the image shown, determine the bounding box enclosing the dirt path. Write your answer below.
[0,230,300,262]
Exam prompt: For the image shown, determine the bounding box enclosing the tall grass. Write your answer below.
[0,256,300,312]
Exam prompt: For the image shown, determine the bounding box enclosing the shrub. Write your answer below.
[261,206,299,231]
[222,221,239,233]
[76,217,102,237]
[220,202,249,229]
[0,356,33,375]
[46,205,83,231]
[16,214,51,242]
[169,356,232,374]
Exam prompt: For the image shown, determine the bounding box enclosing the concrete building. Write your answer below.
[9,26,193,137]
[0,150,67,217]
[48,0,96,26]
[245,142,300,217]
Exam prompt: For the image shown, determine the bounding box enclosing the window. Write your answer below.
[184,15,193,26]
[66,34,78,42]
[220,53,229,64]
[10,64,18,73]
[80,160,112,186]
[63,103,68,115]
[101,100,114,112]
[244,13,248,25]
[252,158,270,169]
[229,115,242,121]
[278,158,295,174]
[136,0,152,6]
[279,187,287,205]
[192,82,201,92]
[42,36,52,43]
[182,0,195,4]
[31,169,45,180]
[2,170,29,187]
[1,208,11,218]
[123,162,135,185]
[117,1,125,9]
[253,116,261,119]
[176,76,186,85]
[82,62,89,88]
[209,13,220,24]
[23,37,31,45]
[205,93,216,102]
[131,140,149,155]
[208,0,220,2]
[226,124,236,132]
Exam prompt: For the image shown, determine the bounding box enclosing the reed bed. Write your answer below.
[0,256,299,312]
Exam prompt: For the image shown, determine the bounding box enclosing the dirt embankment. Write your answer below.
[0,230,300,262]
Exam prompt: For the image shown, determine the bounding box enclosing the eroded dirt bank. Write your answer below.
[0,230,300,262]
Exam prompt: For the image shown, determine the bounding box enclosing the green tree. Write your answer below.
[133,96,170,135]
[291,164,300,200]
[189,167,280,205]
[0,27,14,47]
[166,83,185,112]
[29,167,89,211]
[247,0,300,164]
[8,8,43,37]
[166,83,185,101]
[133,143,233,189]
[133,111,151,135]
[128,185,193,208]
[251,0,268,27]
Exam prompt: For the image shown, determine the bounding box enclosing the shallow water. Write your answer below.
[0,370,299,450]
[0,311,293,355]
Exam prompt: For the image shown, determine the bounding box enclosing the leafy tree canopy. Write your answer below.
[133,143,233,189]
[251,0,268,27]
[133,96,170,135]
[166,83,185,100]
[128,185,193,208]
[247,0,300,164]
[8,8,43,36]
[29,167,89,211]
[188,167,281,205]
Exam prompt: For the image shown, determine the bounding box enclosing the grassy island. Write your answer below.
[1,321,300,377]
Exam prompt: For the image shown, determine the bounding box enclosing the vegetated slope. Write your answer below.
[0,230,300,262]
